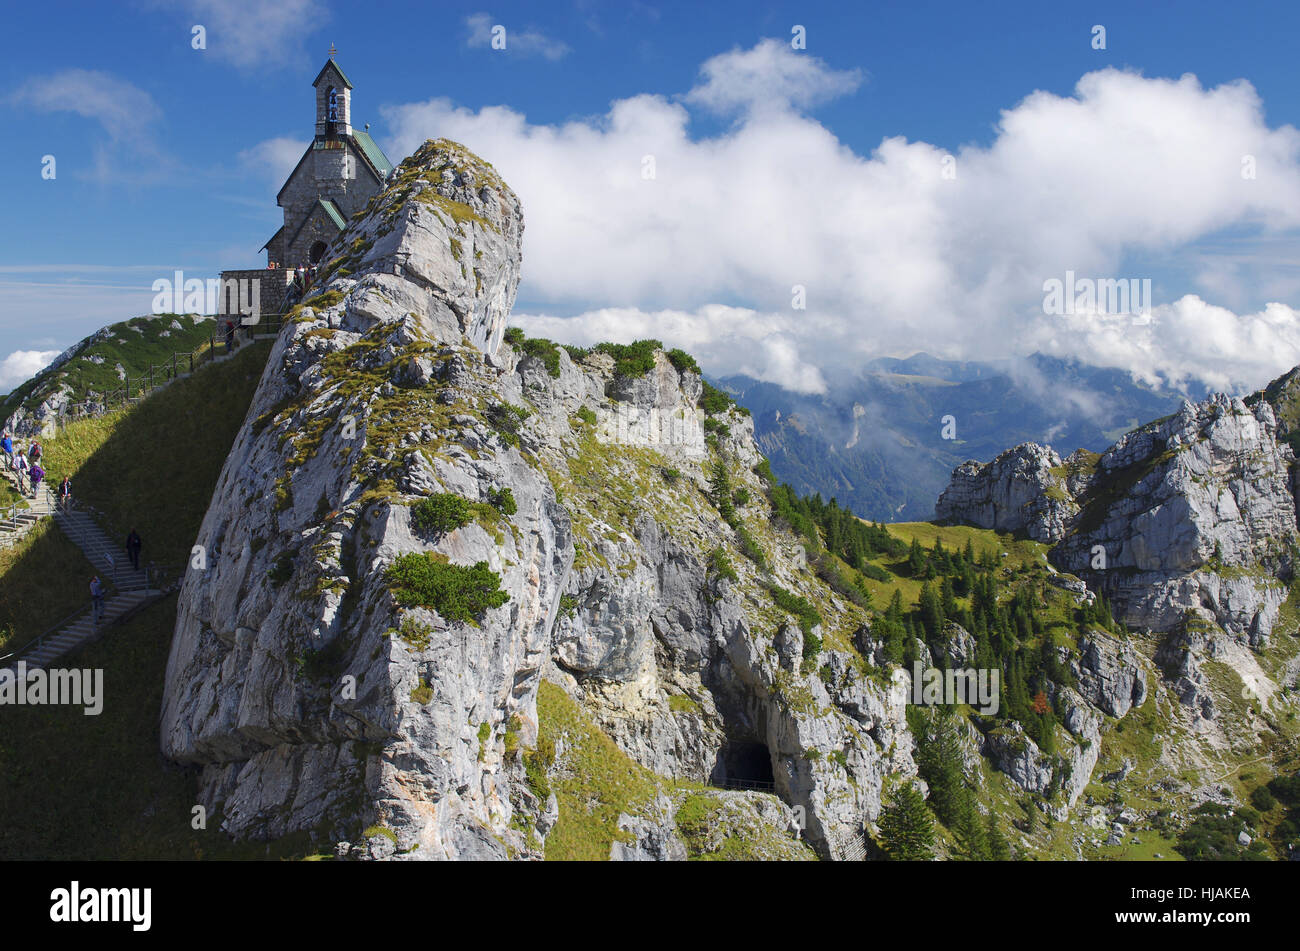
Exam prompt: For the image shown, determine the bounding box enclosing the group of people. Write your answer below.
[2,429,147,626]
[283,265,318,308]
[1,430,69,504]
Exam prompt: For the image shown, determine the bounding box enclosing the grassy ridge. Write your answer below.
[41,340,271,567]
[1,314,217,411]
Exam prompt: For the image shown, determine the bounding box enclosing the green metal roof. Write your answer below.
[352,130,394,177]
[317,198,346,230]
[285,199,346,251]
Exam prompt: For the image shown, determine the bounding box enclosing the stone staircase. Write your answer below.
[11,589,159,672]
[0,486,57,549]
[1,496,164,675]
[53,504,151,592]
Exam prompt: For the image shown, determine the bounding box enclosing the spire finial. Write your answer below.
[328,43,338,59]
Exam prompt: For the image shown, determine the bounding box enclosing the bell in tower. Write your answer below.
[313,55,352,142]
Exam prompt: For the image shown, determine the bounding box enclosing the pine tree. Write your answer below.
[939,575,958,620]
[878,784,935,861]
[887,588,904,624]
[918,581,944,645]
[953,804,989,860]
[708,459,734,520]
[908,537,926,576]
[986,813,1012,860]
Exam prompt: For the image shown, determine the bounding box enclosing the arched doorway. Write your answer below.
[309,240,328,264]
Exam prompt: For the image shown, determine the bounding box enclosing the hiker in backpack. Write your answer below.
[13,449,27,491]
[90,576,104,623]
[28,460,44,497]
[1,432,12,471]
[126,528,142,571]
[29,440,41,464]
[58,475,72,509]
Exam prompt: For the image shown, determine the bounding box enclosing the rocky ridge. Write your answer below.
[938,393,1297,643]
[935,387,1300,758]
[160,139,915,860]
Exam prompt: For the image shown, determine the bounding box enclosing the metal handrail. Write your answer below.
[0,599,99,666]
[710,776,777,792]
[0,483,57,548]
[52,498,134,592]
[36,317,286,432]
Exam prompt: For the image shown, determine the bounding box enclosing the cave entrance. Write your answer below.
[712,740,775,790]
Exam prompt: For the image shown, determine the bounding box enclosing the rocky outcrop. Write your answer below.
[1054,396,1295,642]
[980,687,1104,820]
[935,394,1298,643]
[160,138,904,861]
[611,788,811,861]
[934,443,1075,543]
[1072,629,1147,718]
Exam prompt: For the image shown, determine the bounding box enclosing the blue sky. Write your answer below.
[4,0,1300,395]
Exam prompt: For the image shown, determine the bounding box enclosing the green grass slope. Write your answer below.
[41,340,272,567]
[0,594,311,860]
[0,341,270,659]
[0,521,97,654]
[1,313,217,412]
[0,340,279,858]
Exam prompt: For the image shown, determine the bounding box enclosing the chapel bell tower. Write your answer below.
[314,56,352,141]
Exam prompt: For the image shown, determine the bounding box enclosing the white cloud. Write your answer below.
[153,0,329,70]
[10,69,161,135]
[465,12,571,60]
[380,42,1300,394]
[1031,296,1300,394]
[9,69,168,182]
[238,135,308,186]
[685,39,863,115]
[0,350,60,395]
[513,305,829,394]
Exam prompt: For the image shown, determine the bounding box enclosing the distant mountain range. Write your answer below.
[717,353,1191,522]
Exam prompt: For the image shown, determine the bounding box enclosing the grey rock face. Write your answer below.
[934,443,1074,543]
[982,723,1053,796]
[935,393,1297,641]
[1072,629,1147,718]
[1055,397,1294,639]
[161,137,904,860]
[160,140,556,859]
[610,794,688,861]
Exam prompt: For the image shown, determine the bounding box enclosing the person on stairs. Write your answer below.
[90,576,104,624]
[1,431,12,471]
[58,475,72,509]
[28,460,44,498]
[126,528,142,571]
[13,449,27,492]
[29,440,41,464]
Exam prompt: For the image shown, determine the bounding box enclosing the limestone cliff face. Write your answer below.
[934,443,1076,544]
[160,139,908,860]
[936,393,1297,644]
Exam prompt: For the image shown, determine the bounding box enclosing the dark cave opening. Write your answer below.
[712,740,775,789]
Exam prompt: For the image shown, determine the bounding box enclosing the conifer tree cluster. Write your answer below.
[760,471,1123,759]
